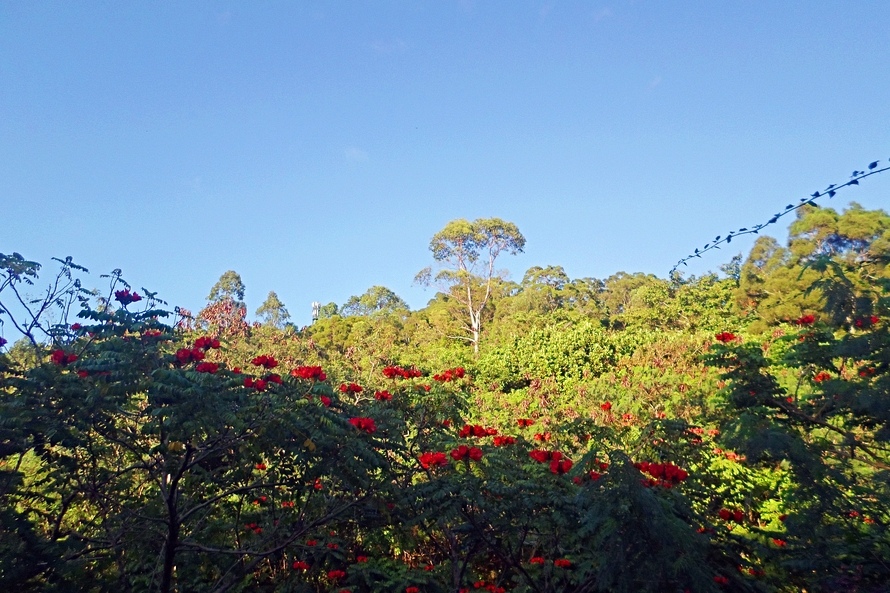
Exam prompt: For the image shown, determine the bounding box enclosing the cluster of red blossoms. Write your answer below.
[383,365,423,379]
[291,560,310,571]
[290,365,327,381]
[450,445,483,461]
[854,315,880,328]
[813,371,832,383]
[175,347,205,365]
[195,362,219,374]
[468,582,506,593]
[251,354,278,369]
[634,461,688,488]
[493,435,516,446]
[51,349,79,366]
[340,382,363,394]
[529,450,573,474]
[794,314,816,325]
[349,417,377,434]
[459,424,498,438]
[718,508,745,523]
[244,522,262,535]
[516,418,535,427]
[244,376,281,392]
[418,451,449,469]
[433,367,466,382]
[114,288,142,306]
[714,331,738,343]
[374,390,393,401]
[194,336,221,350]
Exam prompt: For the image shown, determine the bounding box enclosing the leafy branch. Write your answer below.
[671,158,890,273]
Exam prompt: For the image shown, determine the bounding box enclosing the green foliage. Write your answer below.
[256,290,291,328]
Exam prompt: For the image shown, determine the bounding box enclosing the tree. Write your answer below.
[340,285,409,317]
[416,218,525,354]
[255,290,290,328]
[206,270,245,307]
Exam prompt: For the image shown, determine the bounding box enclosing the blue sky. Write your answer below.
[2,1,889,327]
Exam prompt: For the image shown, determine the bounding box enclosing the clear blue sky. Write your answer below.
[3,1,889,327]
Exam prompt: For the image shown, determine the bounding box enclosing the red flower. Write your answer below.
[516,418,535,427]
[813,371,832,383]
[175,347,205,365]
[772,538,786,547]
[281,500,295,508]
[383,365,422,379]
[356,555,368,563]
[718,508,732,521]
[291,366,327,381]
[450,445,483,462]
[320,395,332,407]
[114,288,142,306]
[77,370,90,378]
[550,459,573,474]
[253,379,267,392]
[418,451,449,469]
[339,382,363,394]
[50,349,78,366]
[374,390,393,401]
[533,432,551,442]
[244,377,254,388]
[251,354,278,369]
[327,569,346,581]
[265,373,282,384]
[553,558,571,568]
[433,367,466,382]
[195,362,219,374]
[600,401,612,411]
[423,564,434,571]
[306,539,317,546]
[327,543,338,550]
[459,424,496,438]
[70,323,82,331]
[529,449,551,463]
[493,435,516,446]
[194,336,221,350]
[292,560,309,570]
[529,556,545,565]
[255,463,266,470]
[349,417,377,434]
[406,588,420,593]
[794,314,816,326]
[733,509,744,522]
[713,575,729,585]
[231,367,242,374]
[714,331,737,343]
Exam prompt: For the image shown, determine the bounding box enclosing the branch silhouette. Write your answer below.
[671,158,890,274]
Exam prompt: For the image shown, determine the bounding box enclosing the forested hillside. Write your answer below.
[2,203,889,592]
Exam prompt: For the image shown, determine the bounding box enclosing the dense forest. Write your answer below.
[2,202,889,592]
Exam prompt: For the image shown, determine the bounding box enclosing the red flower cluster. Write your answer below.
[714,331,737,343]
[114,288,142,306]
[244,377,268,392]
[553,558,571,568]
[356,555,368,563]
[340,382,363,394]
[433,367,465,382]
[600,401,612,411]
[251,354,278,369]
[859,366,876,377]
[529,556,545,564]
[244,522,262,535]
[450,445,483,461]
[195,362,219,374]
[70,323,82,331]
[327,569,346,581]
[794,314,816,326]
[193,336,221,350]
[418,451,449,469]
[471,583,505,593]
[349,417,377,434]
[374,390,392,401]
[493,435,516,446]
[319,395,332,407]
[406,587,420,593]
[291,366,327,381]
[529,450,573,474]
[533,432,551,442]
[713,575,729,585]
[634,461,689,487]
[813,371,832,383]
[772,538,787,547]
[255,462,266,470]
[175,347,205,365]
[292,560,309,571]
[516,418,535,427]
[459,424,497,438]
[51,349,78,366]
[854,315,880,328]
[718,508,744,523]
[383,365,422,379]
